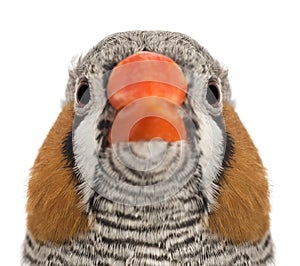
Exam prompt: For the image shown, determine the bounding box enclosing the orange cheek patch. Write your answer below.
[207,103,271,244]
[26,103,89,244]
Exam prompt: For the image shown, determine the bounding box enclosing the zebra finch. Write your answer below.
[23,31,274,266]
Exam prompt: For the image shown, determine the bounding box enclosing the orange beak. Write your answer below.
[107,52,187,144]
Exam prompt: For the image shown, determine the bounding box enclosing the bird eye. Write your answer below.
[206,78,222,107]
[76,81,91,106]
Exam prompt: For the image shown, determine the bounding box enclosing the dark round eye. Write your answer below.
[76,81,90,106]
[206,79,222,107]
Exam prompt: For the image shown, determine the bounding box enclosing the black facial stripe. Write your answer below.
[62,130,75,169]
[62,130,86,188]
[96,118,113,152]
[204,112,234,186]
[102,70,112,97]
[97,119,112,130]
[222,132,234,169]
[95,101,116,152]
[211,132,234,193]
[191,118,200,130]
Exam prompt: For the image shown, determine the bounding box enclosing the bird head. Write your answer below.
[26,31,270,246]
[66,31,231,207]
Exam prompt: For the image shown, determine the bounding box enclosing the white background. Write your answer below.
[0,1,299,265]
